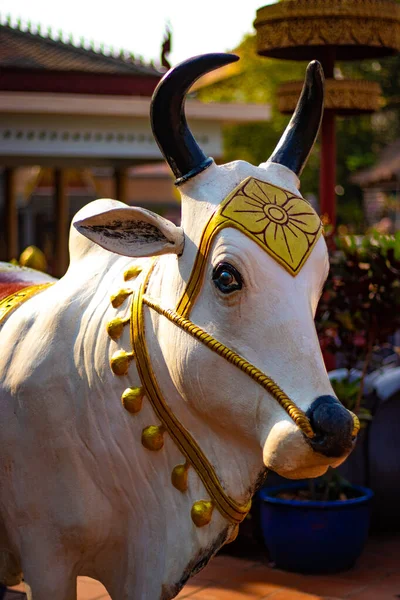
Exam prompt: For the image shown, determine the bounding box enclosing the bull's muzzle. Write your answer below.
[306,395,356,458]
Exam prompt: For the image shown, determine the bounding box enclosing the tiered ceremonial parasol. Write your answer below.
[254,0,400,227]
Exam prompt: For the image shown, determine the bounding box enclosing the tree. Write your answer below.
[197,33,400,231]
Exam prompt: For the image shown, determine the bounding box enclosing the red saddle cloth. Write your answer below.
[0,270,41,303]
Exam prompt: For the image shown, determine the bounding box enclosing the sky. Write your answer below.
[0,0,275,66]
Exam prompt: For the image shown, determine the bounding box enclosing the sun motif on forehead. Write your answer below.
[220,177,323,276]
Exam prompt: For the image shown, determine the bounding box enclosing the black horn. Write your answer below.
[150,53,239,185]
[269,61,325,177]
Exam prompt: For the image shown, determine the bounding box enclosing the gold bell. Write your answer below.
[121,387,144,414]
[110,289,133,309]
[110,350,135,376]
[171,462,189,493]
[107,317,130,341]
[226,525,239,544]
[191,500,214,528]
[142,425,165,451]
[124,265,142,281]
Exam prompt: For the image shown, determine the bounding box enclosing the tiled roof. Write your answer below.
[352,138,400,186]
[0,19,161,77]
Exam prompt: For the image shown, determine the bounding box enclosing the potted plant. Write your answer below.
[258,474,373,574]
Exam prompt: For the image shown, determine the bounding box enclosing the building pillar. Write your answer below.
[320,111,336,229]
[54,168,69,277]
[22,205,34,248]
[115,167,128,204]
[319,50,336,232]
[4,167,18,261]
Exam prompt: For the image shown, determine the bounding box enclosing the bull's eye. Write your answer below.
[212,262,243,294]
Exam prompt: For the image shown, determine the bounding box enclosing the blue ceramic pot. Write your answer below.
[258,482,373,574]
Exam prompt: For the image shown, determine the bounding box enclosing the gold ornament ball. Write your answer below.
[110,289,133,309]
[107,317,129,341]
[171,463,189,492]
[142,425,165,451]
[191,500,214,528]
[124,265,142,281]
[110,350,134,376]
[19,246,47,272]
[121,387,144,414]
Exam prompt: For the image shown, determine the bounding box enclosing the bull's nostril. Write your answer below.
[306,395,355,458]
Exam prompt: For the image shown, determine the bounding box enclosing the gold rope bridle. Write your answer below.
[143,294,315,438]
[111,259,358,529]
[109,178,359,529]
[0,190,360,531]
[133,262,251,525]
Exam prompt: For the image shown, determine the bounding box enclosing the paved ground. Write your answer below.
[7,534,400,599]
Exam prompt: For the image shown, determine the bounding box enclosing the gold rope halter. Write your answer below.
[114,260,358,528]
[143,295,315,439]
[109,177,359,527]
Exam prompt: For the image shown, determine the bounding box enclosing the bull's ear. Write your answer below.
[73,206,184,257]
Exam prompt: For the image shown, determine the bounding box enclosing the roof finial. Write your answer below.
[161,23,172,69]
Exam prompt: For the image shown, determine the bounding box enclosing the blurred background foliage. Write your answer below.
[317,232,400,360]
[316,232,400,414]
[197,32,400,232]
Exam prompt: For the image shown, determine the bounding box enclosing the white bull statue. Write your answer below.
[0,54,358,600]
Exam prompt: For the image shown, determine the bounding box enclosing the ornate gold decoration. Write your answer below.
[141,425,165,451]
[0,283,54,326]
[106,185,360,527]
[19,246,47,272]
[191,501,214,528]
[106,316,130,341]
[131,263,252,525]
[110,289,133,309]
[278,79,383,115]
[254,0,400,60]
[110,350,135,376]
[176,178,322,319]
[171,462,190,492]
[121,387,144,414]
[124,265,142,281]
[221,179,322,276]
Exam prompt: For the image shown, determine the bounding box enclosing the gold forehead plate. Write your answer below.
[220,177,322,276]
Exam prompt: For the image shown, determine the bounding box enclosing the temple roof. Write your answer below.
[0,19,161,77]
[352,139,400,186]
